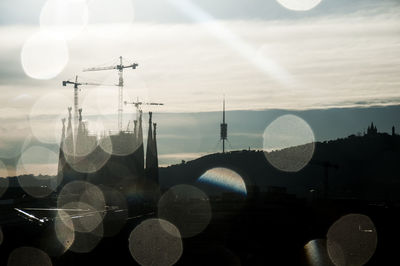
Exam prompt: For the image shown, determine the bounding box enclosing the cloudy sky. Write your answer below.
[0,0,399,175]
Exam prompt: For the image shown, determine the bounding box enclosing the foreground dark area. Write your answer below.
[1,132,400,265]
[1,194,399,265]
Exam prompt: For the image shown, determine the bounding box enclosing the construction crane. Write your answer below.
[124,99,164,131]
[124,99,164,110]
[83,56,138,131]
[62,75,114,132]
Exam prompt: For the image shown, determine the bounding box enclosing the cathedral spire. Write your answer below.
[137,110,144,172]
[75,108,85,156]
[133,120,138,143]
[138,110,143,144]
[58,118,66,174]
[146,112,153,171]
[65,107,75,157]
[153,122,159,180]
[145,112,159,184]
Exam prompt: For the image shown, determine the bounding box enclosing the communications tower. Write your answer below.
[220,97,228,153]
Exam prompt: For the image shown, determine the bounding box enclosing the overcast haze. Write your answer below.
[0,0,399,175]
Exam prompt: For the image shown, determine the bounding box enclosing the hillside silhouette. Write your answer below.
[3,128,400,203]
[160,130,400,201]
[2,126,400,265]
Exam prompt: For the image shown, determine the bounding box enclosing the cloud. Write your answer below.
[1,8,399,117]
[0,14,398,142]
[1,0,399,25]
[1,2,400,172]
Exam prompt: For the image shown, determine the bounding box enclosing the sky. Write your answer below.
[0,0,400,175]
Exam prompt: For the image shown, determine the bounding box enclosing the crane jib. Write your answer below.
[80,57,139,131]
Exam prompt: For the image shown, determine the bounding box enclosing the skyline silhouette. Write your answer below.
[1,0,400,265]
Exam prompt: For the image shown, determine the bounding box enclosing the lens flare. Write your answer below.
[40,0,88,40]
[54,210,75,254]
[98,185,128,237]
[304,239,333,266]
[263,114,315,172]
[29,92,72,145]
[67,145,111,174]
[198,167,247,196]
[276,0,322,11]
[57,181,105,253]
[128,218,183,266]
[57,181,106,232]
[59,202,104,233]
[7,247,52,266]
[17,146,62,198]
[158,184,211,238]
[327,214,377,266]
[21,30,68,80]
[58,181,106,210]
[69,224,103,253]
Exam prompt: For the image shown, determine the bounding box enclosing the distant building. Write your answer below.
[59,108,159,192]
[366,122,378,136]
[145,112,159,185]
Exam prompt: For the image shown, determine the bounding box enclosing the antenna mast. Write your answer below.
[220,96,228,153]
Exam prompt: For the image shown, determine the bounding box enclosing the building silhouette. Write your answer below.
[145,112,159,184]
[58,108,159,195]
[366,122,378,135]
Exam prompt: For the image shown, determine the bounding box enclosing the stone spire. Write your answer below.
[75,108,85,156]
[58,118,66,174]
[137,110,144,172]
[138,110,143,145]
[133,120,138,143]
[152,122,159,180]
[146,112,153,172]
[145,112,159,184]
[65,107,75,157]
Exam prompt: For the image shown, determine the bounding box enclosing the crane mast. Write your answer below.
[83,56,138,132]
[62,75,82,133]
[63,75,117,138]
[118,56,124,132]
[63,76,116,132]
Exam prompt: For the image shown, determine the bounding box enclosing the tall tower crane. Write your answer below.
[62,75,112,132]
[83,56,138,131]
